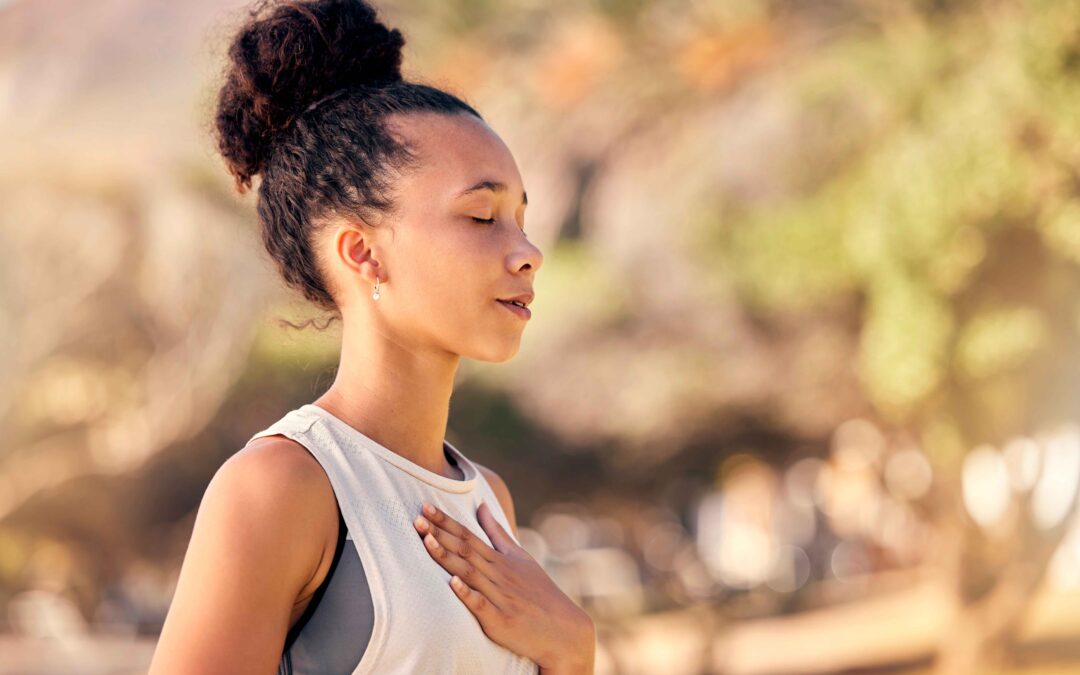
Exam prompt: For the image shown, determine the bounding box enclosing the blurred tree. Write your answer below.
[3,2,1079,670]
[695,0,1080,671]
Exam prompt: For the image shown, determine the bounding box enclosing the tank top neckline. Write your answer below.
[300,403,479,494]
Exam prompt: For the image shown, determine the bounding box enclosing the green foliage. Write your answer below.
[956,306,1048,381]
[858,272,954,416]
[710,0,1080,445]
[727,183,859,310]
[530,239,634,333]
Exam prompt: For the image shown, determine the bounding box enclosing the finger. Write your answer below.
[476,500,519,554]
[414,514,498,577]
[418,503,497,563]
[449,574,506,630]
[421,532,507,608]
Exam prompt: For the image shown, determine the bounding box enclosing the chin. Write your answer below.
[466,338,522,363]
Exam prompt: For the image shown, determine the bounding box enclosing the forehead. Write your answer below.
[387,112,522,199]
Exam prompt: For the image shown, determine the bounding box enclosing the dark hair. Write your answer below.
[213,0,482,320]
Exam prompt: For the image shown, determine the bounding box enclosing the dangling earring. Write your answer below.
[372,275,381,301]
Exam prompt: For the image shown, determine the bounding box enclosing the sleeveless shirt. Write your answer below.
[246,403,540,675]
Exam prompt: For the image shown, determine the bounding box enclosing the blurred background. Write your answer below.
[2,0,1080,673]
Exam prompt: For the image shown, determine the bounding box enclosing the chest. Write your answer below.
[346,494,537,674]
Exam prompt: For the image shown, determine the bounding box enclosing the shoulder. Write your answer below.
[150,437,338,672]
[200,437,340,598]
[472,461,519,539]
[216,437,337,531]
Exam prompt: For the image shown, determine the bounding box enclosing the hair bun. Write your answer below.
[215,0,405,191]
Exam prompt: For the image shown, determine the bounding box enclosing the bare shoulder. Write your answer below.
[149,436,338,674]
[217,436,339,553]
[473,461,519,539]
[228,435,335,504]
[225,436,341,585]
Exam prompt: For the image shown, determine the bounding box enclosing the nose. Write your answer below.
[509,231,543,274]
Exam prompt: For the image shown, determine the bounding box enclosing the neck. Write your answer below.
[315,313,462,480]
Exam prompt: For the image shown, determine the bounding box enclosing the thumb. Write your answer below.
[477,500,517,554]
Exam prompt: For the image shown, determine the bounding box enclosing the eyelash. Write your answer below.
[472,216,528,237]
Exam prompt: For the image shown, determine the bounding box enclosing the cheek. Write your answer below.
[401,228,490,315]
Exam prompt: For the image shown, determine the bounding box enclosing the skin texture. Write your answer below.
[150,112,595,674]
[310,111,540,481]
[150,439,340,674]
[413,500,597,673]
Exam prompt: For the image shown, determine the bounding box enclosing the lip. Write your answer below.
[495,299,532,320]
[497,291,535,306]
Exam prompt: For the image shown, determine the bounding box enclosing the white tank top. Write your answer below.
[246,403,540,675]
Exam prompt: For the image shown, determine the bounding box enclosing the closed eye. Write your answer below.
[471,216,528,238]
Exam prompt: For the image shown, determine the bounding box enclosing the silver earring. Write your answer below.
[372,275,381,300]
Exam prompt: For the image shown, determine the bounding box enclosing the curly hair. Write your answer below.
[213,0,483,318]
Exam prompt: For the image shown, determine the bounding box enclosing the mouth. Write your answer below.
[496,299,532,320]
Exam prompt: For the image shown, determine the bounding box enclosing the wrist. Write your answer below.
[537,613,596,674]
[538,652,594,675]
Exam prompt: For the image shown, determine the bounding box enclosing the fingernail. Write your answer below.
[423,503,436,517]
[425,533,439,549]
[451,576,463,590]
[414,515,429,531]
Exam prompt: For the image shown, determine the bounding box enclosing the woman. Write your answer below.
[148,0,596,673]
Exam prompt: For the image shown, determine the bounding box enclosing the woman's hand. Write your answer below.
[412,501,596,674]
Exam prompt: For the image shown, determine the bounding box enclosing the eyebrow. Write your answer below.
[456,179,528,206]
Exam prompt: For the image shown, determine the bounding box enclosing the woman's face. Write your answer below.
[332,111,543,363]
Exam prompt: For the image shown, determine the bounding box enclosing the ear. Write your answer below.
[336,223,382,284]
